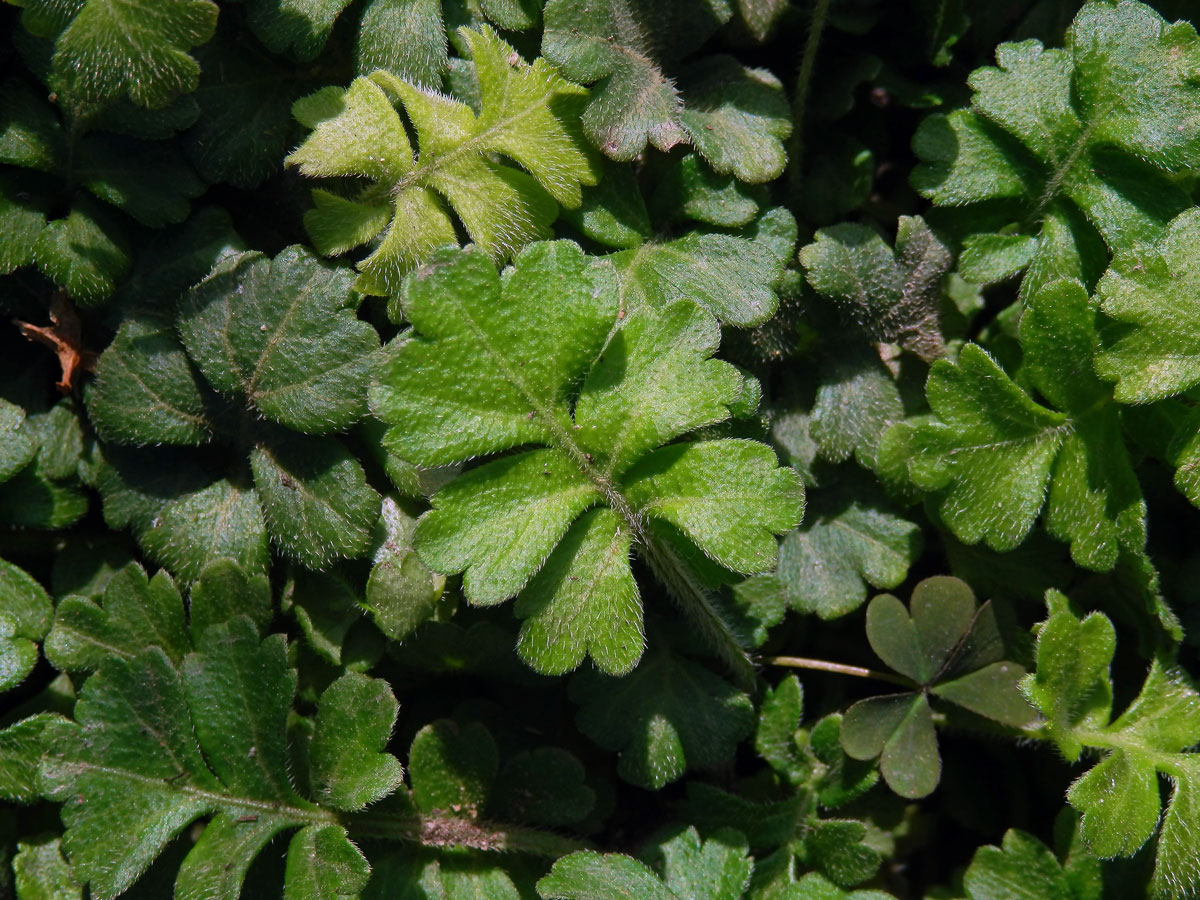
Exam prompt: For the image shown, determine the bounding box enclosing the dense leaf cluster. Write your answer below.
[5,1,1200,899]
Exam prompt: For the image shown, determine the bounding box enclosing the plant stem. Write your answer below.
[762,655,916,689]
[787,0,832,198]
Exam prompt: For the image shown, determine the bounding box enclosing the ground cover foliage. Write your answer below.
[5,0,1200,897]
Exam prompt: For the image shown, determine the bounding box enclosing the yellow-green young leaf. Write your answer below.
[571,652,755,790]
[370,241,801,676]
[0,557,52,692]
[1096,209,1200,403]
[46,0,219,110]
[288,26,596,294]
[912,0,1200,292]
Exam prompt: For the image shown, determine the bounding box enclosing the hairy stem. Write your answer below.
[763,655,916,688]
[787,0,832,198]
[640,536,757,689]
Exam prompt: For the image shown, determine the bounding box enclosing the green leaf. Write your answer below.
[841,577,1030,797]
[309,672,405,810]
[538,852,675,900]
[355,0,447,86]
[240,0,354,60]
[74,133,204,227]
[408,719,498,817]
[183,35,309,188]
[539,827,750,900]
[800,216,951,361]
[571,651,755,790]
[778,475,921,620]
[494,748,595,827]
[39,616,403,898]
[288,26,596,293]
[0,400,36,484]
[963,830,1079,900]
[883,344,1065,552]
[364,497,445,641]
[808,346,904,470]
[755,675,808,785]
[371,241,800,675]
[912,0,1200,290]
[611,229,787,328]
[12,836,82,900]
[250,433,380,568]
[188,557,272,642]
[178,246,378,434]
[45,562,189,671]
[1022,590,1115,760]
[32,200,130,305]
[94,446,270,585]
[676,56,792,184]
[541,0,738,163]
[283,824,370,900]
[1096,209,1200,403]
[841,692,938,799]
[1,714,64,803]
[0,558,52,692]
[48,0,219,110]
[88,313,218,447]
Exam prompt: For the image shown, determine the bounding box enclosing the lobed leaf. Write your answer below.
[288,26,596,294]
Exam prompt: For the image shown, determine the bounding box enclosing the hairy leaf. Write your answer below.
[288,26,596,294]
[371,241,801,675]
[913,0,1200,293]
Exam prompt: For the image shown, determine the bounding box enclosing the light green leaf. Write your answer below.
[371,241,799,675]
[572,651,754,790]
[289,26,595,293]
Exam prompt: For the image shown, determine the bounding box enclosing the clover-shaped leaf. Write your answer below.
[370,240,802,676]
[840,576,1033,798]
